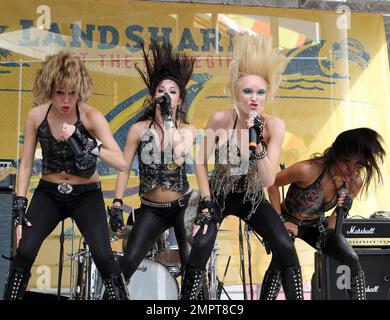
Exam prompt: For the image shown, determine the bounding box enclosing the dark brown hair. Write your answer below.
[311,128,386,196]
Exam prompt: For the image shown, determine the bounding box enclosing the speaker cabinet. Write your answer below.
[0,191,15,299]
[312,250,390,300]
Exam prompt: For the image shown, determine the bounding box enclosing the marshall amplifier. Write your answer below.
[0,160,16,191]
[312,250,390,300]
[341,218,390,248]
[312,217,390,300]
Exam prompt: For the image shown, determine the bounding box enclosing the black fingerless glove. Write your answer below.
[12,195,31,226]
[253,116,265,145]
[158,93,173,122]
[107,205,124,232]
[194,196,220,228]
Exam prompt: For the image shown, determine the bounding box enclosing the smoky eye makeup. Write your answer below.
[242,88,266,95]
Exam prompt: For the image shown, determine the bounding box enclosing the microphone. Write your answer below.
[248,111,258,152]
[335,183,348,235]
[61,123,83,157]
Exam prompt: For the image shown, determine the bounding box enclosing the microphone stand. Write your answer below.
[279,163,286,200]
[245,224,254,300]
[238,219,247,300]
[216,256,231,300]
[57,220,65,299]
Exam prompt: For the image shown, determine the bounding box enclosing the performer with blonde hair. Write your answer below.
[3,50,129,300]
[180,32,304,300]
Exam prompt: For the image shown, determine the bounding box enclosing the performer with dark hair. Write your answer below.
[180,32,304,300]
[3,50,129,300]
[107,39,196,291]
[261,128,386,300]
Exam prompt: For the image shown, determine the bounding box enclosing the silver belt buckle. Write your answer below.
[178,197,186,207]
[58,182,73,195]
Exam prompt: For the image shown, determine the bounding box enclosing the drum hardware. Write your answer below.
[208,243,218,299]
[237,220,258,300]
[67,244,104,300]
[68,225,182,299]
[245,223,254,300]
[56,218,76,300]
[57,220,65,300]
[154,227,181,272]
[216,256,232,300]
[238,218,247,300]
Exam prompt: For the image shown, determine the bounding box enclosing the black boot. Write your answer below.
[197,274,210,300]
[180,266,206,300]
[3,268,31,300]
[281,266,304,300]
[259,269,282,300]
[102,273,130,300]
[347,270,366,300]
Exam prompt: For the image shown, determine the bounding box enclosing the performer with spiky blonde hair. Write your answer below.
[180,32,304,300]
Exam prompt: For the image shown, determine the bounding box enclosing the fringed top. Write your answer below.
[209,116,264,220]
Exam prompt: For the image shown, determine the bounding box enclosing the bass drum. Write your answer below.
[127,258,179,300]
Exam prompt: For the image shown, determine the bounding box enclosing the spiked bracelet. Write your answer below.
[112,198,123,207]
[12,196,29,226]
[252,144,267,160]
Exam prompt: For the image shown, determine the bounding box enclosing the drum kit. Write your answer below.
[68,227,222,300]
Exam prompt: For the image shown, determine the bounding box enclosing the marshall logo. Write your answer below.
[366,285,379,293]
[346,225,375,235]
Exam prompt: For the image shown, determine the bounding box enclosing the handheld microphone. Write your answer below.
[61,123,83,157]
[248,111,258,152]
[335,183,348,235]
[68,136,83,157]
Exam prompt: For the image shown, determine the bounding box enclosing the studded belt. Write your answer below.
[37,179,101,195]
[140,192,191,208]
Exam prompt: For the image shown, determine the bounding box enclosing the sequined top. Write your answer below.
[210,116,264,220]
[283,168,338,219]
[137,124,189,195]
[37,104,97,178]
